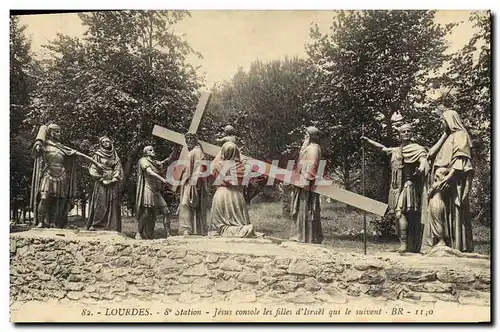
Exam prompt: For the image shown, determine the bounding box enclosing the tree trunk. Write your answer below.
[121,146,141,195]
[11,201,20,222]
[81,199,87,218]
[342,153,351,191]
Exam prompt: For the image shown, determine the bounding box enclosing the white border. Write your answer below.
[1,1,498,331]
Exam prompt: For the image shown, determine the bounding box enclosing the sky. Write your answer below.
[19,10,480,88]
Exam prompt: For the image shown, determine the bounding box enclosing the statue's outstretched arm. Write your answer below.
[361,136,387,151]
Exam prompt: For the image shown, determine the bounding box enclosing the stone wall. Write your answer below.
[10,229,490,306]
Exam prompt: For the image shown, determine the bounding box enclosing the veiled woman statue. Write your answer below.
[86,136,123,232]
[209,141,256,238]
[290,126,323,244]
[421,109,474,253]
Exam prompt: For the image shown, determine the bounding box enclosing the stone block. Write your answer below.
[386,267,436,282]
[220,259,243,272]
[437,270,476,284]
[238,272,260,284]
[408,282,454,294]
[215,280,237,293]
[288,260,316,277]
[183,264,207,276]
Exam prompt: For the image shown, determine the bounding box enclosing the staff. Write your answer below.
[362,123,367,255]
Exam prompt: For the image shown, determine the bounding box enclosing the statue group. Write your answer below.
[28,108,474,254]
[362,109,474,254]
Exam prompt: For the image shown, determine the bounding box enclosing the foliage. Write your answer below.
[204,57,314,163]
[434,11,491,224]
[25,11,203,210]
[306,10,455,197]
[369,214,397,239]
[10,16,39,219]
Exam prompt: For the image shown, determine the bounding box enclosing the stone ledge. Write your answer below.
[10,229,491,306]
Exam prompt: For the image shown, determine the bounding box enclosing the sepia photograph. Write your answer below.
[8,7,491,323]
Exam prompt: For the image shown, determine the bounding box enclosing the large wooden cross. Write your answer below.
[152,91,388,216]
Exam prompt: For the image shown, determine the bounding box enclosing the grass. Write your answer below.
[248,201,491,255]
[61,201,490,256]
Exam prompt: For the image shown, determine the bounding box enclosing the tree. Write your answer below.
[306,10,455,200]
[25,10,203,211]
[10,15,38,221]
[433,11,491,224]
[203,57,314,203]
[205,57,314,161]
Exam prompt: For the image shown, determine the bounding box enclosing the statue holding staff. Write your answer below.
[362,123,429,253]
[30,124,103,228]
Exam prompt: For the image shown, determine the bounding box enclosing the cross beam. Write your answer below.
[167,91,211,192]
[152,125,388,217]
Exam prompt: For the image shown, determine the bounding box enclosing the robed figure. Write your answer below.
[30,124,100,228]
[209,141,256,238]
[290,126,323,244]
[422,109,474,253]
[362,123,429,253]
[178,133,209,236]
[135,146,171,239]
[86,136,123,232]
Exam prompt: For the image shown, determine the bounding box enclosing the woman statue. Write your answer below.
[87,136,123,232]
[209,141,256,238]
[290,126,323,244]
[422,109,474,253]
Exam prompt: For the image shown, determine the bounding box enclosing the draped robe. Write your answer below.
[209,142,255,238]
[423,129,474,252]
[87,144,123,231]
[290,142,323,244]
[179,145,209,235]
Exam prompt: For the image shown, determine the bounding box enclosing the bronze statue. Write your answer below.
[209,141,256,238]
[135,145,175,239]
[86,136,123,232]
[422,109,474,253]
[178,133,209,235]
[30,124,103,228]
[215,124,238,145]
[362,123,429,253]
[290,126,323,244]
